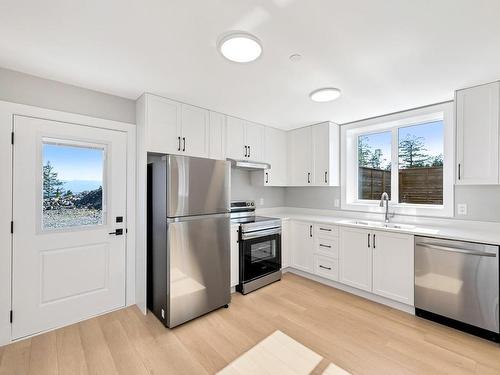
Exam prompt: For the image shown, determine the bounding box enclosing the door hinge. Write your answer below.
[9,310,12,323]
[10,221,13,234]
[11,132,14,145]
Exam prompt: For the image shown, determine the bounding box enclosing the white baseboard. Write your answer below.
[284,267,415,315]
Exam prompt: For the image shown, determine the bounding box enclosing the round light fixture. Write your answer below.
[218,32,262,63]
[309,87,342,102]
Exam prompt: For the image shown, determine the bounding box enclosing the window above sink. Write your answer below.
[341,102,454,218]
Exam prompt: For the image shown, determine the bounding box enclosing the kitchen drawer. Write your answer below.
[315,223,339,239]
[314,237,339,258]
[314,255,339,281]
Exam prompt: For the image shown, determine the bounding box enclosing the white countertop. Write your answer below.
[257,207,500,245]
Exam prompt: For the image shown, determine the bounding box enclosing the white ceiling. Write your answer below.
[1,0,500,129]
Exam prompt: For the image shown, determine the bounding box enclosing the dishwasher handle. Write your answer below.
[418,243,497,257]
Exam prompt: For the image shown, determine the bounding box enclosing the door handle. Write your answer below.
[458,164,461,180]
[182,137,186,152]
[244,145,248,157]
[373,234,376,249]
[319,244,332,248]
[109,229,123,236]
[319,265,332,270]
[368,233,371,248]
[265,172,269,184]
[319,227,331,232]
[307,172,311,184]
[309,225,312,238]
[418,243,497,257]
[324,171,328,183]
[248,146,251,158]
[177,136,181,151]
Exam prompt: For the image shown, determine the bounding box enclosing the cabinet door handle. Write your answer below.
[319,265,332,270]
[319,227,331,232]
[265,172,269,184]
[309,225,312,238]
[368,233,371,248]
[248,146,251,158]
[458,164,461,180]
[244,145,248,157]
[373,234,376,249]
[307,172,311,184]
[324,171,328,183]
[182,137,186,152]
[319,244,332,248]
[177,136,181,151]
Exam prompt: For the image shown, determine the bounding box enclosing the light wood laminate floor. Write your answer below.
[1,273,499,375]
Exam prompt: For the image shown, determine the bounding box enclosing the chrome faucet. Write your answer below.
[379,192,391,223]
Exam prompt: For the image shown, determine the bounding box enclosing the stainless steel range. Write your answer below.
[231,201,282,294]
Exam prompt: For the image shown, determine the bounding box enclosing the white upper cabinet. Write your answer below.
[312,122,340,186]
[208,112,226,160]
[456,82,500,185]
[245,122,265,162]
[145,95,181,154]
[252,126,288,186]
[289,126,313,185]
[226,116,246,159]
[180,104,209,157]
[288,122,339,186]
[226,117,265,162]
[371,231,414,305]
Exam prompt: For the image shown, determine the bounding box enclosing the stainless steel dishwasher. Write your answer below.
[415,236,499,342]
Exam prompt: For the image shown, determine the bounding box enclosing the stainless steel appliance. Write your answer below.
[149,155,231,328]
[231,201,282,294]
[415,236,499,342]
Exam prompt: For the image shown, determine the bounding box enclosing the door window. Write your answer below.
[42,139,106,230]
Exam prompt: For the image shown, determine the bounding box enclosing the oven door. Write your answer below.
[240,231,281,282]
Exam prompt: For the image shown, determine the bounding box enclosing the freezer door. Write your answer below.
[166,155,230,217]
[415,237,499,333]
[167,214,230,327]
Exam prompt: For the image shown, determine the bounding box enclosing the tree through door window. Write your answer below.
[42,140,106,230]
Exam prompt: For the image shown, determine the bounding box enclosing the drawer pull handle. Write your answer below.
[319,265,332,270]
[319,228,332,231]
[319,244,332,248]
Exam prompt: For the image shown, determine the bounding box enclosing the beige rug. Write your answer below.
[217,330,350,375]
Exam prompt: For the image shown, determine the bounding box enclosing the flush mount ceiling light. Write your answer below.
[309,87,342,102]
[218,32,262,63]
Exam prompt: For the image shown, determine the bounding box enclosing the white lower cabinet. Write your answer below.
[281,219,291,268]
[290,221,314,272]
[371,230,414,305]
[339,227,414,304]
[339,227,373,292]
[230,224,240,288]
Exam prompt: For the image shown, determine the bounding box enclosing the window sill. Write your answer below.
[342,201,453,218]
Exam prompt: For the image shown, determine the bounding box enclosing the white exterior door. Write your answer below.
[12,115,127,339]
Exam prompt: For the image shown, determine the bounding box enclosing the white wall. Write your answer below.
[231,169,285,208]
[284,186,500,222]
[0,67,136,124]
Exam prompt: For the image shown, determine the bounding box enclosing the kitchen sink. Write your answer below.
[342,220,417,231]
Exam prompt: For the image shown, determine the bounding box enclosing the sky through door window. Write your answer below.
[42,141,105,230]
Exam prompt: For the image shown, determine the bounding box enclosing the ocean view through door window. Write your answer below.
[42,141,105,230]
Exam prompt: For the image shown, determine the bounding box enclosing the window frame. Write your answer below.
[341,102,454,217]
[38,136,109,233]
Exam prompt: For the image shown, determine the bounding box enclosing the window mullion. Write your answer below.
[391,127,399,204]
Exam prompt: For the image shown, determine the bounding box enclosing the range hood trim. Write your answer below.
[227,158,271,170]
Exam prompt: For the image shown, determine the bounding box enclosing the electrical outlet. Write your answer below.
[457,203,467,215]
[334,199,340,208]
[259,198,264,206]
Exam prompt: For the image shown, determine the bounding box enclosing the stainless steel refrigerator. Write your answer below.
[149,154,231,327]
